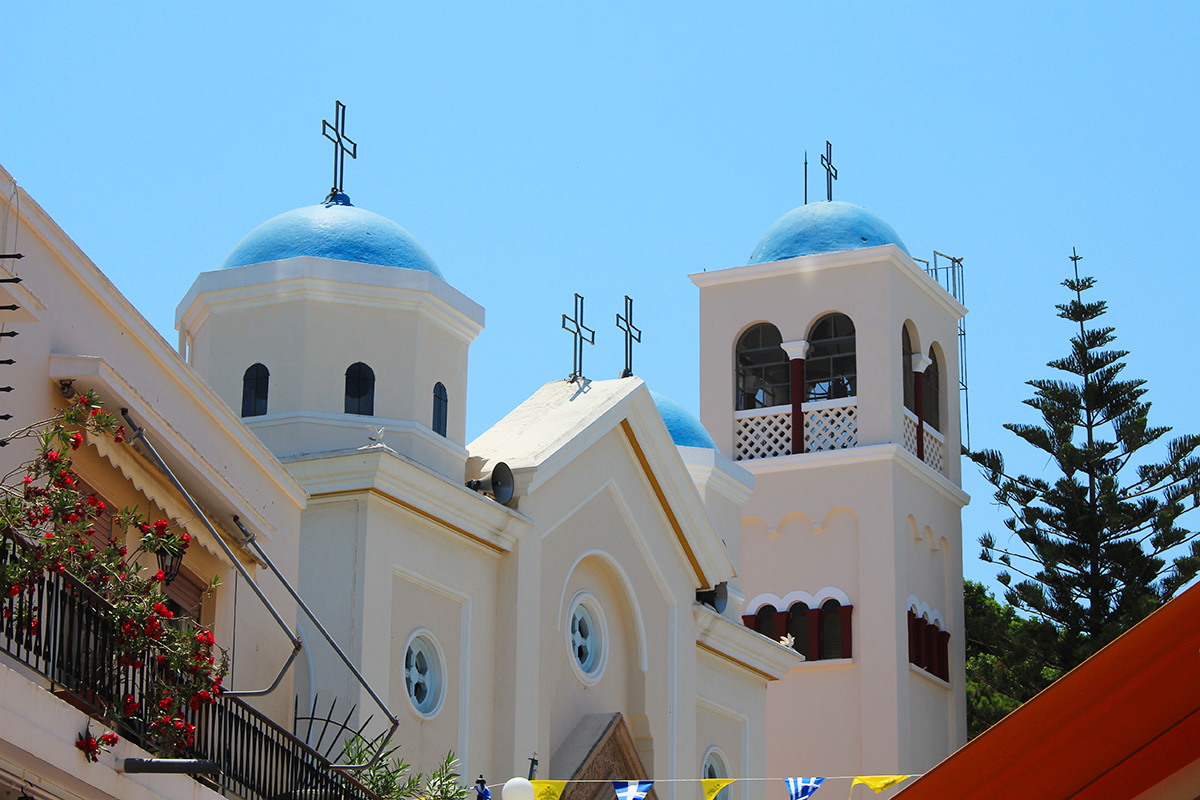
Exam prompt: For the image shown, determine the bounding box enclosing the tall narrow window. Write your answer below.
[735,324,790,410]
[923,349,940,431]
[241,363,269,417]
[432,382,448,437]
[788,602,810,658]
[345,363,375,416]
[805,314,856,401]
[902,328,916,412]
[820,599,843,660]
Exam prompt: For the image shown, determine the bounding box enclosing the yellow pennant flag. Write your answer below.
[702,778,736,800]
[847,776,909,798]
[532,781,568,800]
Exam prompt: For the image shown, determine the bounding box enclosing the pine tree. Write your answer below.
[970,251,1200,669]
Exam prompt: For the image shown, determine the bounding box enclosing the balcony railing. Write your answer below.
[0,532,378,800]
[734,399,858,461]
[902,408,945,475]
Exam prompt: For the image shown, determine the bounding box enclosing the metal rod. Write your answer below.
[119,409,303,698]
[232,516,399,770]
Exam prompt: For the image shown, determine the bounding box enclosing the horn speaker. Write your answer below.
[467,461,515,506]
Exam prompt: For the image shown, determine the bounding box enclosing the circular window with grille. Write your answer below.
[567,591,607,683]
[403,631,444,718]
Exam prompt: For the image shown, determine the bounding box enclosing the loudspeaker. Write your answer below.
[696,581,728,613]
[467,461,515,506]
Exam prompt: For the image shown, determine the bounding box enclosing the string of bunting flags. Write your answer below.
[490,774,916,800]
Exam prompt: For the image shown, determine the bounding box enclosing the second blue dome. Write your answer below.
[222,194,444,279]
[748,200,910,264]
[650,390,717,450]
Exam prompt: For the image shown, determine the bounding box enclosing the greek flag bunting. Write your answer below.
[785,777,825,800]
[612,780,655,800]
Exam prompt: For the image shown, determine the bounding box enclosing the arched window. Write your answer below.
[923,349,940,431]
[788,602,810,658]
[805,314,856,401]
[702,751,731,800]
[735,324,790,411]
[902,328,916,413]
[345,362,375,416]
[754,604,779,640]
[820,599,843,659]
[432,382,448,437]
[241,363,269,417]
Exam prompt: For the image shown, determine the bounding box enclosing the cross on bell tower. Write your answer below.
[820,141,837,202]
[322,100,357,200]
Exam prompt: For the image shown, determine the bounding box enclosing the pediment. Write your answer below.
[552,713,657,800]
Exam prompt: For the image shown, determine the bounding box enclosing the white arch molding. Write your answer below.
[746,585,852,614]
[558,548,649,673]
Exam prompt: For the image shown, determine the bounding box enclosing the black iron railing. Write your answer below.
[0,532,378,800]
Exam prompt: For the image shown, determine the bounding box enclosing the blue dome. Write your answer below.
[748,200,910,264]
[650,390,717,449]
[222,194,444,278]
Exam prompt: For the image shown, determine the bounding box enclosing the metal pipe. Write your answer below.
[232,516,399,770]
[119,410,303,698]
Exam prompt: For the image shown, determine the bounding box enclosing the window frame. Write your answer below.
[805,314,857,402]
[735,323,791,411]
[241,363,270,418]
[345,362,376,416]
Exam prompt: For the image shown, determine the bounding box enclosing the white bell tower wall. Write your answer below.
[690,243,969,780]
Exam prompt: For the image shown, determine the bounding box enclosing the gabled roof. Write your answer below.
[896,582,1200,800]
[468,378,736,589]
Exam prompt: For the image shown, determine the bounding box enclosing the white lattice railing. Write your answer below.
[923,425,945,474]
[901,408,946,474]
[902,408,920,458]
[734,406,791,461]
[734,399,858,460]
[803,399,858,452]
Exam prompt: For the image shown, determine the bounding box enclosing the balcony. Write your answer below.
[0,532,377,800]
[734,398,858,460]
[902,408,945,474]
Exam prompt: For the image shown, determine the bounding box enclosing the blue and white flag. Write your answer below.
[612,780,654,800]
[785,777,825,800]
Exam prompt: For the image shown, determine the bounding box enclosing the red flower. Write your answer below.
[152,569,165,583]
[71,432,84,450]
[45,451,59,462]
[114,426,126,443]
[100,732,119,747]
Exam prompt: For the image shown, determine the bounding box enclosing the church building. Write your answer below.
[0,133,966,800]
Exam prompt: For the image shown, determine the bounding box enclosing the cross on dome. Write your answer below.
[322,100,357,200]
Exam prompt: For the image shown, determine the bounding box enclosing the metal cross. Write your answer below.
[561,293,595,383]
[803,151,808,205]
[820,140,837,201]
[616,295,641,378]
[322,100,357,196]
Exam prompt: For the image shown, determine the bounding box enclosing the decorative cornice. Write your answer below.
[738,443,970,506]
[688,244,968,320]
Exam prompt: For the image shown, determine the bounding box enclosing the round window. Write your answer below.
[404,633,443,716]
[567,592,606,682]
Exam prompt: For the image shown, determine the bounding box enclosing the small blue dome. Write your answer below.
[222,194,444,278]
[748,200,910,264]
[650,390,717,449]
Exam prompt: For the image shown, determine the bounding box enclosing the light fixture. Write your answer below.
[156,546,184,585]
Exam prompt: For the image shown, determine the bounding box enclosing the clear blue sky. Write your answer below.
[6,1,1200,594]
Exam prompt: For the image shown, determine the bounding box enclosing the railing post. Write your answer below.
[782,340,810,455]
[912,355,931,463]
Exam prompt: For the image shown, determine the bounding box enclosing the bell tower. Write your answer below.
[690,200,969,780]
